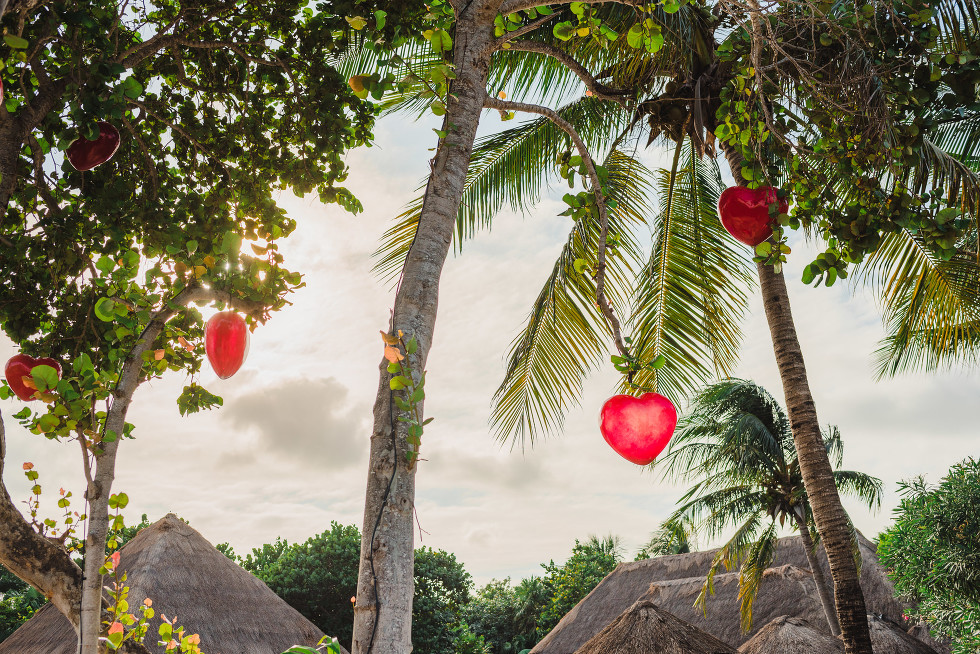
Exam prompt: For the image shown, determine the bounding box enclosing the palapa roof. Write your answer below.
[738,616,844,654]
[869,614,942,654]
[531,533,911,654]
[572,599,736,654]
[0,514,338,654]
[640,564,827,647]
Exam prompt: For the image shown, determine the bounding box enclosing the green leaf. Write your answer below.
[31,365,59,391]
[3,35,29,49]
[406,335,418,354]
[627,24,644,49]
[553,21,575,41]
[389,376,407,390]
[94,298,116,322]
[345,16,368,30]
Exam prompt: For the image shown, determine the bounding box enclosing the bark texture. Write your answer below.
[723,146,872,654]
[794,509,841,636]
[350,3,501,652]
[755,261,872,653]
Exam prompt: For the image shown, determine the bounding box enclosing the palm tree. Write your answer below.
[359,2,980,651]
[657,379,882,635]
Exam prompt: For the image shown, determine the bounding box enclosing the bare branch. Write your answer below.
[483,94,630,360]
[502,41,631,105]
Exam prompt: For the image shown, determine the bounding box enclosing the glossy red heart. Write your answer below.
[717,186,788,247]
[66,122,121,171]
[4,354,62,402]
[205,312,249,379]
[599,393,678,465]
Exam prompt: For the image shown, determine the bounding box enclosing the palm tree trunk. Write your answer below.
[755,261,871,652]
[794,509,841,636]
[723,148,873,654]
[350,4,500,653]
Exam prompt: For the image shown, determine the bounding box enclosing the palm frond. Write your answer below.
[695,512,765,612]
[490,149,652,447]
[372,97,631,284]
[736,522,779,633]
[832,470,884,511]
[624,143,754,401]
[856,230,980,377]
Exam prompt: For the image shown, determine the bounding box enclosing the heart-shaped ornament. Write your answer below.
[717,186,788,247]
[5,354,62,401]
[599,393,678,465]
[205,312,250,379]
[66,122,121,171]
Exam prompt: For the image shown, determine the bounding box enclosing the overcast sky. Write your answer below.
[2,106,978,588]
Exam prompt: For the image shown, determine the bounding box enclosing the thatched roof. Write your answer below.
[0,514,337,654]
[908,622,953,654]
[738,616,844,654]
[573,599,736,654]
[869,614,942,654]
[639,564,827,647]
[531,533,911,654]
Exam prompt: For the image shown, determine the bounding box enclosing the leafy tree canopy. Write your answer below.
[878,458,980,653]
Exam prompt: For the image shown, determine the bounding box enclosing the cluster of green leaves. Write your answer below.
[1,0,375,415]
[716,0,979,281]
[383,331,432,467]
[495,6,555,39]
[553,2,621,43]
[0,567,45,641]
[878,458,980,653]
[15,461,83,546]
[462,536,620,654]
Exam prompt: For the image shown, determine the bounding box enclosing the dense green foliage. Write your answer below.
[238,523,472,654]
[878,459,980,653]
[657,379,882,629]
[464,536,620,654]
[0,567,44,641]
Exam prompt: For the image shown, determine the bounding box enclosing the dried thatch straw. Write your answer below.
[531,533,912,654]
[0,514,336,654]
[869,614,942,654]
[640,564,826,647]
[737,616,844,654]
[573,599,736,654]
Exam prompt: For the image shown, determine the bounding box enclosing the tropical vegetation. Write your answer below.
[355,0,980,649]
[878,458,980,653]
[656,379,882,634]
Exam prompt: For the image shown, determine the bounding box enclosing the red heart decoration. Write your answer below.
[66,122,121,171]
[599,393,678,465]
[717,186,789,247]
[4,354,62,402]
[205,312,250,379]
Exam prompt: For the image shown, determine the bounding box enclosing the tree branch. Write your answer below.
[496,12,559,43]
[501,41,631,105]
[483,94,630,360]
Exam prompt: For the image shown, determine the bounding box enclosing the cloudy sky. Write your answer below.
[2,104,977,588]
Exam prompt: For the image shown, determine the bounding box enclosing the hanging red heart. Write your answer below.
[205,312,249,379]
[717,186,788,247]
[66,122,121,171]
[599,393,678,465]
[4,354,62,401]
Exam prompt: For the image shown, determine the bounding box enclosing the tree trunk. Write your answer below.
[350,4,500,653]
[723,148,872,654]
[794,508,841,636]
[755,261,872,652]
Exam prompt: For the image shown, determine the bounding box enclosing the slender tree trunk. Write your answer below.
[794,509,841,636]
[350,4,500,653]
[722,149,873,654]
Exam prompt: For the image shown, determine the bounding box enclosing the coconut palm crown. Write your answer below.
[657,379,882,633]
